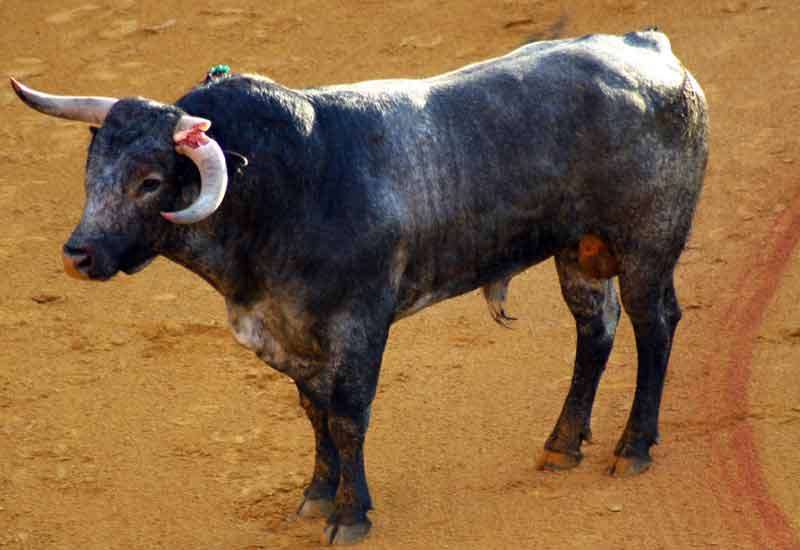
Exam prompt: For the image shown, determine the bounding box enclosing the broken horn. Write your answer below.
[162,116,228,224]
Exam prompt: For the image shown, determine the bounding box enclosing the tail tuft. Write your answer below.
[482,276,517,328]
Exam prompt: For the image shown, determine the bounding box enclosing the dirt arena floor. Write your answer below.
[1,1,799,549]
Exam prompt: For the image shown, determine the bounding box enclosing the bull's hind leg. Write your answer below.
[609,271,681,476]
[297,388,340,519]
[663,281,682,347]
[539,250,620,470]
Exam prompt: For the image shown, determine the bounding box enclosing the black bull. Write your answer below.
[13,31,708,545]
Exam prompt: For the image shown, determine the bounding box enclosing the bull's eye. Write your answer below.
[139,177,162,195]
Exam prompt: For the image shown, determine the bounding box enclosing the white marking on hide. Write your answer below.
[225,298,315,372]
[226,302,264,351]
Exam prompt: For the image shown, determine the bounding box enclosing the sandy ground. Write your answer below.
[1,1,799,549]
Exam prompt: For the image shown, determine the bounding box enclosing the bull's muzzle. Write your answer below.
[62,244,94,280]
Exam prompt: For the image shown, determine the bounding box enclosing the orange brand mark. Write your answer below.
[578,234,620,280]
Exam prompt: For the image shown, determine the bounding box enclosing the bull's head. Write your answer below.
[10,78,228,280]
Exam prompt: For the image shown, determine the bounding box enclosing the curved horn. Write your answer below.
[161,116,228,224]
[9,77,117,126]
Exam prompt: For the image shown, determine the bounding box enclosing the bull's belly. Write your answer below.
[393,237,559,320]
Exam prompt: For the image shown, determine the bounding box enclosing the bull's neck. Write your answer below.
[162,81,325,301]
[160,194,281,302]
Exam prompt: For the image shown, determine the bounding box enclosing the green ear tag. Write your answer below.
[207,64,231,79]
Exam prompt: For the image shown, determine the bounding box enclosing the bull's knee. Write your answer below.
[576,313,616,366]
[577,281,620,355]
[619,289,662,327]
[605,283,622,327]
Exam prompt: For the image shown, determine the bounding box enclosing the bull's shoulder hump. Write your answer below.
[305,79,433,111]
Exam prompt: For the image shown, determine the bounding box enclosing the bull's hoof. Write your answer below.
[537,449,582,471]
[322,520,371,546]
[298,496,336,519]
[608,454,652,477]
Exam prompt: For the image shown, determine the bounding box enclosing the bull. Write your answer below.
[12,30,708,545]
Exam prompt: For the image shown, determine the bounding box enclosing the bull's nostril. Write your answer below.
[76,255,93,269]
[64,244,88,256]
[63,243,94,279]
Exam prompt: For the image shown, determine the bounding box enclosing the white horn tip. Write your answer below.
[9,77,28,101]
[9,77,43,112]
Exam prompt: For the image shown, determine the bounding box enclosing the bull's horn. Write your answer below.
[161,116,228,224]
[9,77,117,126]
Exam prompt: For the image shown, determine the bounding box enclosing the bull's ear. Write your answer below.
[223,150,248,176]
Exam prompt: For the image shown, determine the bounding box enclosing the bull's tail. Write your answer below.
[683,68,710,154]
[623,28,673,53]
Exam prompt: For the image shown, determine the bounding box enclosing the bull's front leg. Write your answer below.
[322,406,373,545]
[298,313,389,546]
[297,388,340,519]
[296,391,375,546]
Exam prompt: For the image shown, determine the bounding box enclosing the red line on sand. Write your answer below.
[718,191,800,550]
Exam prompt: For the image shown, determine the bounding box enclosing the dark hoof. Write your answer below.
[608,454,652,477]
[298,496,336,519]
[322,521,371,546]
[537,449,582,471]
